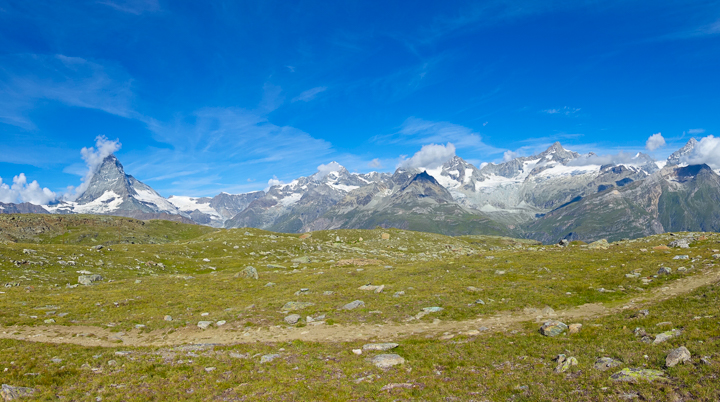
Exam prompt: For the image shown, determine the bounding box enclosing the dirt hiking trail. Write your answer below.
[3,268,719,348]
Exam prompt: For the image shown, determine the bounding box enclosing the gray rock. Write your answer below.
[362,343,399,351]
[668,239,690,248]
[282,301,315,311]
[422,306,444,313]
[666,346,691,367]
[284,314,301,325]
[1,384,35,400]
[78,274,103,286]
[653,329,682,344]
[164,315,173,321]
[713,254,720,259]
[370,354,405,369]
[341,300,365,310]
[235,266,258,280]
[539,320,568,337]
[657,266,672,275]
[558,239,569,247]
[673,255,689,260]
[291,256,311,264]
[554,354,578,373]
[610,368,667,382]
[197,321,213,329]
[267,264,286,269]
[594,357,623,371]
[260,354,280,363]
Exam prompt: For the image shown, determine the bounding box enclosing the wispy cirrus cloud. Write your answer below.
[292,86,327,102]
[0,54,137,129]
[97,0,160,14]
[542,106,581,115]
[375,117,503,157]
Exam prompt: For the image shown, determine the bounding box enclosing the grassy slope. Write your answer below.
[0,216,719,400]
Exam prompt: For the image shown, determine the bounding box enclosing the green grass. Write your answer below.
[0,216,719,400]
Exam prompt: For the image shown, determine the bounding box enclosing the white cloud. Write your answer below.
[567,151,653,167]
[265,175,284,191]
[0,173,56,205]
[368,158,383,169]
[63,136,122,201]
[686,135,720,169]
[503,150,519,162]
[314,161,343,180]
[292,86,327,102]
[645,132,666,151]
[399,143,456,169]
[688,128,706,134]
[380,117,500,155]
[542,106,580,115]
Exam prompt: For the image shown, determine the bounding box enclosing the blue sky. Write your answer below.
[1,0,719,201]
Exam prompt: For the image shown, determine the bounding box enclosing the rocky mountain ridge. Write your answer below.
[6,138,719,243]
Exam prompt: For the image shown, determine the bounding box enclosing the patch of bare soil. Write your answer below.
[3,268,719,348]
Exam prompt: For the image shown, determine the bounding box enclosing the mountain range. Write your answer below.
[3,139,718,244]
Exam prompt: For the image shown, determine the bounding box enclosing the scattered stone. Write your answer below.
[380,383,415,391]
[358,284,384,292]
[229,352,249,359]
[474,299,485,305]
[588,239,609,249]
[370,354,404,369]
[422,307,443,313]
[594,357,623,371]
[235,266,258,280]
[539,320,568,337]
[267,264,286,269]
[393,291,405,298]
[291,256,311,264]
[712,254,720,259]
[204,367,216,372]
[554,354,578,373]
[265,282,276,287]
[610,368,667,383]
[363,343,398,351]
[260,354,280,364]
[78,274,103,286]
[653,329,682,344]
[164,315,173,321]
[568,323,582,334]
[673,255,689,260]
[284,314,301,325]
[299,233,311,240]
[44,319,55,324]
[216,320,226,326]
[668,239,690,248]
[653,245,670,250]
[638,309,649,317]
[381,233,390,240]
[541,306,556,316]
[666,346,691,367]
[1,384,35,400]
[282,301,315,311]
[658,266,672,275]
[341,300,365,310]
[352,349,362,355]
[197,321,213,329]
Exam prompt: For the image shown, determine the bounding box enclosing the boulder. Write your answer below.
[666,346,691,367]
[235,266,258,280]
[284,314,301,325]
[1,384,35,400]
[78,274,103,286]
[197,321,213,329]
[653,329,682,344]
[370,354,405,369]
[341,300,365,310]
[539,320,568,337]
[657,266,672,275]
[610,368,667,383]
[593,357,623,371]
